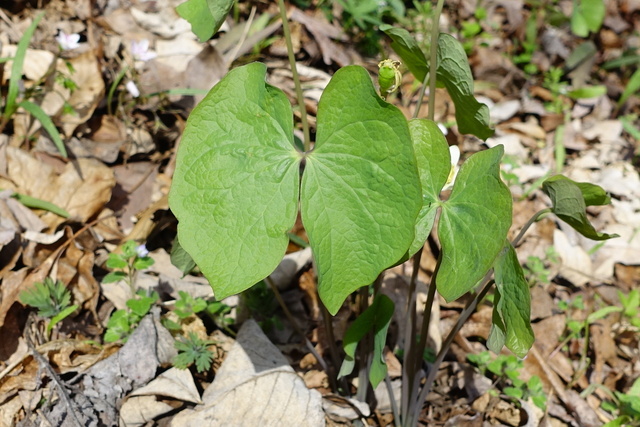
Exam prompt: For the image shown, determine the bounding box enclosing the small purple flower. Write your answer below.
[126,80,140,98]
[131,39,157,62]
[135,244,149,258]
[56,31,80,50]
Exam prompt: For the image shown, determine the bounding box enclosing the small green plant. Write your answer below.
[205,300,234,332]
[104,290,158,343]
[335,0,406,54]
[601,377,640,427]
[512,13,539,75]
[459,7,490,54]
[524,246,559,285]
[619,290,640,328]
[19,277,78,337]
[171,2,617,426]
[468,351,547,410]
[103,241,155,293]
[0,12,68,157]
[173,332,216,373]
[242,281,282,333]
[174,291,208,319]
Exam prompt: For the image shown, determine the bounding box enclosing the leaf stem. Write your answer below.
[277,0,311,152]
[413,0,445,120]
[409,275,494,427]
[511,208,552,248]
[264,276,335,389]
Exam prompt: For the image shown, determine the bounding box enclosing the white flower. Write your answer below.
[56,31,80,50]
[135,244,149,258]
[437,122,448,136]
[442,145,460,191]
[126,80,140,98]
[131,39,157,61]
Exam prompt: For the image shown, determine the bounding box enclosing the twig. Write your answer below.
[24,316,84,427]
[264,276,332,383]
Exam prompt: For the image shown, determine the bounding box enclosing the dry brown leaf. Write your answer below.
[59,51,105,137]
[130,367,201,404]
[171,319,324,427]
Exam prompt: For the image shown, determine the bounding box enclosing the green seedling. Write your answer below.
[570,0,605,37]
[170,2,616,426]
[524,247,559,286]
[173,332,216,373]
[19,277,78,337]
[601,377,640,427]
[242,281,282,333]
[174,291,207,319]
[334,0,406,54]
[205,300,234,331]
[618,290,640,328]
[468,351,547,410]
[103,240,155,293]
[0,12,67,158]
[104,290,158,343]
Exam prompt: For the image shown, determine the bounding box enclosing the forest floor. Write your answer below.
[0,0,639,426]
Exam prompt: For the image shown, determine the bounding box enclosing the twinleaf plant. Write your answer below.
[171,1,617,426]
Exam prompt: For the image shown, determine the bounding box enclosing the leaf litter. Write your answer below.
[0,0,638,426]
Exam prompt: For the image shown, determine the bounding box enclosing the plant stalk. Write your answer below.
[401,247,422,423]
[413,0,446,120]
[511,208,552,247]
[408,277,494,427]
[277,0,311,152]
[264,276,335,390]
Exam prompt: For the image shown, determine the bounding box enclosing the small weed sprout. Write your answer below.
[104,289,158,343]
[19,277,78,337]
[468,351,547,410]
[103,240,155,293]
[174,332,216,373]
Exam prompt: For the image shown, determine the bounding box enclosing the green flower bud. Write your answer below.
[378,59,402,98]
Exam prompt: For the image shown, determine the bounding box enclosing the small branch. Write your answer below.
[277,0,311,152]
[24,316,84,427]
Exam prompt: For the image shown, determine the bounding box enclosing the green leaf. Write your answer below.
[3,12,44,121]
[47,304,78,334]
[176,0,234,42]
[437,145,512,301]
[405,119,451,257]
[542,175,618,240]
[581,0,605,33]
[571,10,589,37]
[338,294,394,388]
[10,191,70,218]
[567,85,606,99]
[127,296,156,317]
[587,305,623,323]
[618,68,640,106]
[169,63,301,300]
[381,30,492,140]
[437,33,493,140]
[380,25,428,82]
[133,256,154,270]
[102,271,127,283]
[301,66,421,315]
[171,235,197,275]
[106,253,127,269]
[18,100,68,158]
[488,242,535,358]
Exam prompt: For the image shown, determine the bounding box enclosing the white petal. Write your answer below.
[449,145,460,166]
[126,81,140,98]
